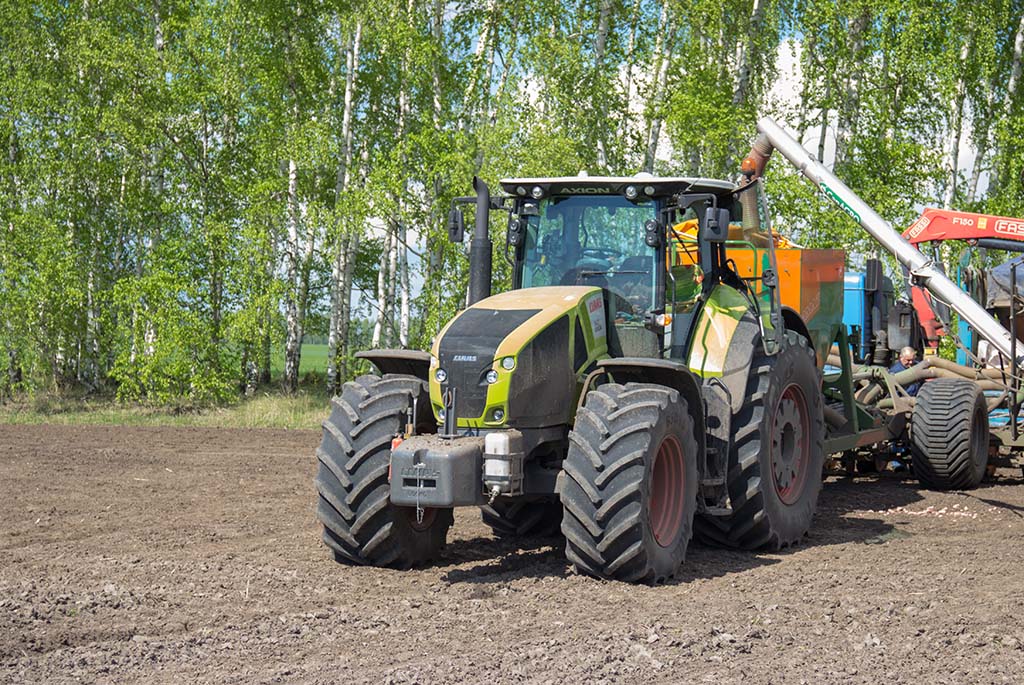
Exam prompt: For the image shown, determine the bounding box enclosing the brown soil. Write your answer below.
[2,424,1023,684]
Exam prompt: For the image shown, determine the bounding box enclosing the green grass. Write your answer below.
[0,390,331,430]
[270,343,329,378]
[0,344,349,430]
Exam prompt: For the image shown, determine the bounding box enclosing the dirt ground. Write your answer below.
[2,424,1023,684]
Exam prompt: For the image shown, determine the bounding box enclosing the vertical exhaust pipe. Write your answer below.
[468,176,493,305]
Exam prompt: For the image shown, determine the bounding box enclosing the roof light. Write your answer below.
[516,186,526,196]
[644,185,656,196]
[531,186,544,199]
[624,185,639,200]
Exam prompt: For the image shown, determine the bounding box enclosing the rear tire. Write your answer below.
[315,374,453,568]
[910,379,988,490]
[695,332,825,550]
[482,498,563,538]
[561,383,699,583]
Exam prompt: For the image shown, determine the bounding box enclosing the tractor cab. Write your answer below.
[500,176,753,357]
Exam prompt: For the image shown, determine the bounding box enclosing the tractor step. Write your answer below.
[703,505,732,516]
[701,477,725,486]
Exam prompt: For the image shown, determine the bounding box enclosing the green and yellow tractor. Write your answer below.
[313,134,862,582]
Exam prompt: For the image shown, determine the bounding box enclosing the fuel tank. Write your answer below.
[429,286,610,429]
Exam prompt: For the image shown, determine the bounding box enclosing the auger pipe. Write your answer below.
[749,117,1017,362]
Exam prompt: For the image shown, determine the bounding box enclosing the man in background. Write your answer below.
[880,345,921,473]
[889,346,921,396]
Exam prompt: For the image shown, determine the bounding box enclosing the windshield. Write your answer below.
[520,195,658,314]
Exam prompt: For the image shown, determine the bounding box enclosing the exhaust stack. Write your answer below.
[468,177,494,306]
[748,117,1017,361]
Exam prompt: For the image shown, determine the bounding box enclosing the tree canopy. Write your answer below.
[2,0,1023,401]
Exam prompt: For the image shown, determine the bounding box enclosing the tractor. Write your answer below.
[315,144,842,582]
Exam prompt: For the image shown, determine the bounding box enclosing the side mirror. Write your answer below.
[507,216,526,247]
[447,208,465,243]
[703,208,731,243]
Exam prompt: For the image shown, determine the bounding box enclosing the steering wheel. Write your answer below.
[581,247,622,261]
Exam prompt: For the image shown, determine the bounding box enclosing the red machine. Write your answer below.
[902,208,1024,348]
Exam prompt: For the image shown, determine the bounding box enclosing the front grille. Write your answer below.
[437,308,539,419]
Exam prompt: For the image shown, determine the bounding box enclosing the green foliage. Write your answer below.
[2,0,1024,404]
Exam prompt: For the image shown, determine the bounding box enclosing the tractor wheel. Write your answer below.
[482,498,563,539]
[315,374,453,568]
[910,379,988,490]
[695,332,825,550]
[560,383,699,583]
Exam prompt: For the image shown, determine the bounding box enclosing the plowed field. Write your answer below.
[2,424,1023,683]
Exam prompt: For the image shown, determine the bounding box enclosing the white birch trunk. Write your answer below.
[463,0,498,132]
[965,74,997,204]
[619,0,642,142]
[835,11,868,166]
[283,157,302,392]
[337,230,359,373]
[942,38,971,210]
[593,0,612,170]
[816,105,829,163]
[371,228,390,347]
[327,19,362,394]
[432,0,444,117]
[385,227,399,347]
[732,0,766,106]
[396,12,411,348]
[399,222,410,347]
[991,14,1024,192]
[643,0,671,173]
[1007,14,1024,113]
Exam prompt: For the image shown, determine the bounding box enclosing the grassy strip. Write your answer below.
[0,391,330,431]
[270,343,330,376]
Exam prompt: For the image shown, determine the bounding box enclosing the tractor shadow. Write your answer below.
[440,535,569,584]
[800,474,925,547]
[675,475,927,584]
[440,475,930,585]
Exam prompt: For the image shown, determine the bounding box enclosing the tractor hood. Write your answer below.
[429,286,609,428]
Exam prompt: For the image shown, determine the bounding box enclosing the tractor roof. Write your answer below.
[499,175,736,199]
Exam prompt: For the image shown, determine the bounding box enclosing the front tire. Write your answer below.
[482,498,563,539]
[561,383,699,583]
[695,332,825,550]
[315,374,453,568]
[910,378,989,490]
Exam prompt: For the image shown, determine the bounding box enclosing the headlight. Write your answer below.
[501,356,515,370]
[491,408,505,422]
[435,368,447,383]
[485,369,499,384]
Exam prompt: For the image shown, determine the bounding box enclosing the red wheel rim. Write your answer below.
[403,507,437,532]
[770,383,810,505]
[649,435,686,547]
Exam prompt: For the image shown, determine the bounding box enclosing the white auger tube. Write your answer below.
[751,116,1017,362]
